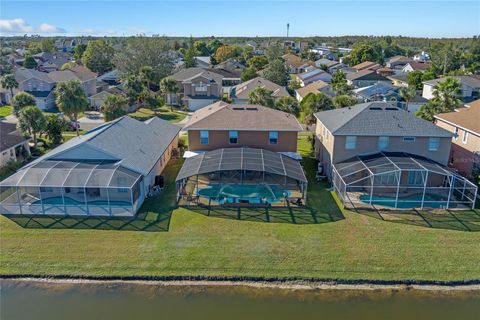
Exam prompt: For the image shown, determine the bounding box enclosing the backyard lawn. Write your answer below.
[129,106,187,123]
[1,133,479,281]
[0,105,13,117]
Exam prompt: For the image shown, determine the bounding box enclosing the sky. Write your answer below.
[1,1,479,38]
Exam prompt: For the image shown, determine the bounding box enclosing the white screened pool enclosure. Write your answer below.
[0,160,144,217]
[176,147,308,207]
[332,152,477,210]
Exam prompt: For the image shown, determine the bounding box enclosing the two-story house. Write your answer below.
[422,76,480,101]
[229,77,290,104]
[346,70,391,88]
[169,68,241,111]
[434,99,480,179]
[183,101,303,155]
[314,102,453,180]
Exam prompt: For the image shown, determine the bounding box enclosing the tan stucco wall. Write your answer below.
[0,147,16,167]
[188,130,298,152]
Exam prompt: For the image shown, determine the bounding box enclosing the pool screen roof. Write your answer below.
[0,160,142,188]
[176,148,307,183]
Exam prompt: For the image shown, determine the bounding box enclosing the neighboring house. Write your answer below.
[295,68,332,87]
[169,67,241,111]
[315,59,344,74]
[229,77,290,104]
[97,69,120,86]
[295,81,333,102]
[346,70,391,88]
[386,56,414,69]
[352,82,399,103]
[375,67,395,76]
[283,53,315,74]
[398,95,428,114]
[0,116,181,216]
[402,62,431,73]
[413,51,430,62]
[183,101,303,154]
[434,99,480,179]
[422,76,480,101]
[0,122,30,168]
[194,56,213,68]
[48,66,97,96]
[33,52,73,72]
[351,61,382,71]
[54,38,86,53]
[388,73,409,87]
[89,86,124,110]
[215,58,246,73]
[314,102,453,180]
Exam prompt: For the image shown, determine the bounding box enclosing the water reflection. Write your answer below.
[1,280,480,320]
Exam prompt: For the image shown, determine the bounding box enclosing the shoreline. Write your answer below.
[2,276,480,291]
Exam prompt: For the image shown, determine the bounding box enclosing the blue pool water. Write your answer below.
[33,197,131,207]
[359,194,446,209]
[198,184,289,204]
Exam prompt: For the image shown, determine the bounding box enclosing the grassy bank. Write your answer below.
[1,133,479,281]
[129,106,187,123]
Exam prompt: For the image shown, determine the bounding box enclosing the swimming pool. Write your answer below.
[33,197,132,207]
[198,184,289,204]
[359,194,447,209]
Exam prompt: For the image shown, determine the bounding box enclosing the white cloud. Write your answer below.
[0,18,66,34]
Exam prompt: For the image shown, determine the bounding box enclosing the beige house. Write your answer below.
[314,102,453,180]
[434,99,480,179]
[0,122,30,168]
[229,77,290,104]
[295,80,333,102]
[183,101,303,154]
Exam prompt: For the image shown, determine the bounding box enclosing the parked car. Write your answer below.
[67,121,80,131]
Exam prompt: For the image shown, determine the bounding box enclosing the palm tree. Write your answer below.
[160,78,179,111]
[101,94,129,121]
[17,106,47,147]
[140,66,156,90]
[0,74,18,102]
[300,92,333,125]
[275,96,299,115]
[433,77,462,113]
[248,87,274,108]
[12,92,36,116]
[55,80,88,136]
[399,86,417,110]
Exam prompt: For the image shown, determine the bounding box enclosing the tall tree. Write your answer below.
[343,42,383,66]
[45,114,67,145]
[0,74,18,100]
[12,92,36,116]
[406,71,424,90]
[333,95,358,109]
[265,43,284,61]
[101,94,129,121]
[416,100,442,121]
[248,87,274,108]
[300,92,333,124]
[433,77,462,112]
[331,70,352,95]
[17,106,47,147]
[263,59,288,86]
[123,75,146,105]
[55,80,89,136]
[73,44,87,60]
[247,56,268,71]
[23,55,37,69]
[240,67,258,82]
[144,93,163,115]
[399,86,417,110]
[275,96,299,115]
[115,36,174,79]
[184,36,197,68]
[140,66,157,90]
[40,39,55,53]
[160,77,179,111]
[214,45,240,63]
[193,40,210,56]
[81,40,114,74]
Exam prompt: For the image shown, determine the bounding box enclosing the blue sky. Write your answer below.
[1,1,479,37]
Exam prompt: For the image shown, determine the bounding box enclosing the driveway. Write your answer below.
[78,112,105,131]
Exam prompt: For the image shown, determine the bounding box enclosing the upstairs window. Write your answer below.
[428,137,440,151]
[200,130,209,145]
[378,136,389,150]
[269,131,278,145]
[229,131,238,144]
[345,136,357,150]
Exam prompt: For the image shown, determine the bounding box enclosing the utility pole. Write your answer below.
[287,23,289,38]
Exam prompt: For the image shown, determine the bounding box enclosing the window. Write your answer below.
[428,137,440,151]
[200,130,209,145]
[378,136,389,150]
[229,131,238,144]
[375,172,397,185]
[345,136,356,150]
[408,171,424,186]
[453,127,459,140]
[462,131,469,144]
[269,131,278,145]
[194,81,208,93]
[403,137,416,142]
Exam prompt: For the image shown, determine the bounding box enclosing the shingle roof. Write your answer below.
[314,102,452,137]
[170,67,240,84]
[295,81,331,98]
[423,76,480,88]
[231,77,289,100]
[404,62,431,71]
[434,100,480,135]
[347,70,389,81]
[352,61,381,71]
[184,101,303,131]
[15,68,54,83]
[0,122,29,152]
[296,68,329,81]
[316,59,340,68]
[15,66,96,84]
[26,116,181,176]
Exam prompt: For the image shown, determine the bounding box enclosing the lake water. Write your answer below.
[1,280,480,320]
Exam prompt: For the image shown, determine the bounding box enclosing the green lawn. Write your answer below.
[129,106,187,123]
[1,133,479,281]
[0,105,13,117]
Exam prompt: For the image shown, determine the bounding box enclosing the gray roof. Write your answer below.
[423,76,480,88]
[231,77,290,100]
[347,70,389,81]
[0,122,29,152]
[314,102,452,137]
[25,116,181,176]
[176,147,307,183]
[170,67,240,84]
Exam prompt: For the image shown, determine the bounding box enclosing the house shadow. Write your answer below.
[355,206,480,232]
[185,204,344,225]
